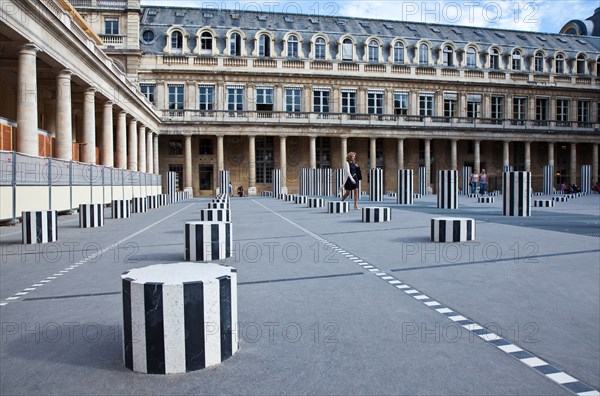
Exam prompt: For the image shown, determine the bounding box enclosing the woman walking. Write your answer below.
[341,152,360,209]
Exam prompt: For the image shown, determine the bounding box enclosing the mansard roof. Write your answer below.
[139,6,600,56]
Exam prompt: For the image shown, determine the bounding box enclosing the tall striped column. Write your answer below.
[461,166,472,195]
[543,165,554,195]
[369,168,384,202]
[397,169,413,205]
[418,166,427,195]
[581,165,591,194]
[335,168,344,197]
[218,170,230,197]
[167,172,177,204]
[122,263,238,374]
[503,171,531,217]
[272,169,282,197]
[437,170,458,209]
[321,168,333,196]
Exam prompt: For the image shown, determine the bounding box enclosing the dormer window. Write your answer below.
[555,54,565,74]
[443,45,454,67]
[393,41,404,64]
[534,52,544,72]
[466,47,476,68]
[419,43,429,65]
[490,48,500,69]
[230,33,241,56]
[200,32,213,55]
[512,50,522,70]
[576,54,586,74]
[171,31,183,53]
[287,35,299,58]
[259,34,271,57]
[368,40,379,63]
[342,38,353,61]
[315,37,326,60]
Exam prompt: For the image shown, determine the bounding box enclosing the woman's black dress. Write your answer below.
[344,162,358,190]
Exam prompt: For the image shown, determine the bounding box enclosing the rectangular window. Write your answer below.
[342,42,353,61]
[491,96,504,121]
[341,90,356,114]
[556,99,570,123]
[169,139,183,156]
[394,92,408,115]
[255,136,274,183]
[199,138,213,155]
[444,93,457,118]
[140,83,156,104]
[168,84,184,116]
[199,165,213,190]
[368,91,384,114]
[255,87,274,112]
[285,87,302,113]
[577,100,590,125]
[105,18,119,35]
[198,85,214,111]
[513,97,527,124]
[227,87,244,112]
[535,97,549,122]
[419,94,434,116]
[466,94,482,119]
[313,89,330,113]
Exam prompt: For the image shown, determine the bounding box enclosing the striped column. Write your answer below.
[369,168,384,202]
[272,169,282,197]
[437,170,458,209]
[132,197,148,213]
[431,217,475,242]
[112,200,131,219]
[503,165,513,173]
[581,165,591,194]
[121,263,238,374]
[307,198,324,208]
[294,195,307,205]
[461,166,472,195]
[79,204,104,228]
[218,170,230,197]
[147,195,158,209]
[261,191,273,197]
[418,166,427,195]
[159,194,168,206]
[362,207,392,222]
[503,171,531,217]
[397,169,413,205]
[321,168,333,196]
[200,209,231,222]
[554,196,568,202]
[533,200,554,207]
[328,201,349,213]
[208,202,230,210]
[167,172,177,204]
[335,168,344,197]
[184,221,233,261]
[478,197,495,204]
[543,165,554,195]
[22,211,58,244]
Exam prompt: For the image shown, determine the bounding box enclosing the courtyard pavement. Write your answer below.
[0,193,599,395]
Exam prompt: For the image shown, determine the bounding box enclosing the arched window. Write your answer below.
[466,47,476,68]
[171,30,183,52]
[258,34,271,57]
[576,54,586,74]
[230,32,241,56]
[555,54,565,74]
[419,43,429,65]
[200,32,212,55]
[443,45,454,67]
[490,48,500,69]
[512,50,522,70]
[315,37,326,60]
[342,38,353,61]
[534,52,544,72]
[368,40,379,63]
[287,35,299,58]
[393,42,404,64]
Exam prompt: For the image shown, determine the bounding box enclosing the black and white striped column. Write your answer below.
[218,170,230,197]
[184,221,233,261]
[553,196,568,202]
[147,195,158,210]
[335,168,344,197]
[362,207,391,222]
[272,169,282,197]
[503,171,531,217]
[533,200,554,207]
[397,169,413,205]
[418,166,427,195]
[21,211,58,244]
[208,202,229,210]
[132,197,148,213]
[159,194,168,206]
[277,193,287,200]
[328,201,349,213]
[79,204,104,228]
[437,170,458,209]
[413,193,423,199]
[430,217,475,242]
[503,165,513,173]
[543,165,554,195]
[478,197,495,204]
[581,165,591,194]
[307,198,324,208]
[112,200,131,219]
[286,194,296,202]
[369,168,384,202]
[461,166,472,195]
[122,262,238,374]
[167,172,177,204]
[200,209,231,222]
[294,195,307,205]
[261,191,273,197]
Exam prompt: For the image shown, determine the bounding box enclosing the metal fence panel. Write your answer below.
[15,153,47,185]
[0,151,12,186]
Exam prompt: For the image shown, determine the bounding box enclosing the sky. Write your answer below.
[140,0,598,34]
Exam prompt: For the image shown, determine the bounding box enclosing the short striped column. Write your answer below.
[159,194,168,206]
[467,193,479,198]
[218,170,230,197]
[261,191,273,197]
[79,204,104,228]
[277,193,287,200]
[478,197,495,204]
[167,172,177,204]
[328,201,349,213]
[418,166,427,195]
[362,207,391,223]
[543,165,554,195]
[489,191,501,197]
[437,170,458,209]
[431,217,475,242]
[200,209,231,222]
[147,195,158,209]
[533,200,554,207]
[533,192,544,197]
[461,166,472,195]
[132,197,148,213]
[272,169,282,197]
[286,194,296,202]
[553,196,568,202]
[413,193,423,199]
[21,211,58,244]
[503,171,531,217]
[397,169,413,205]
[121,262,238,374]
[294,195,307,205]
[307,198,324,208]
[208,202,229,210]
[581,165,591,194]
[184,221,233,261]
[335,168,344,197]
[369,168,384,202]
[112,200,131,219]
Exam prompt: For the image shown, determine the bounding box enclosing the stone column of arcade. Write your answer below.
[153,134,159,176]
[397,138,404,170]
[309,136,317,169]
[16,44,39,156]
[370,138,376,169]
[102,101,114,167]
[524,141,531,172]
[593,144,599,185]
[128,119,138,171]
[146,130,153,174]
[248,136,256,196]
[138,125,146,173]
[184,135,193,196]
[570,143,577,185]
[82,88,96,164]
[424,139,431,194]
[450,139,458,171]
[280,136,288,194]
[503,141,510,169]
[474,140,480,174]
[55,69,73,160]
[116,111,127,169]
